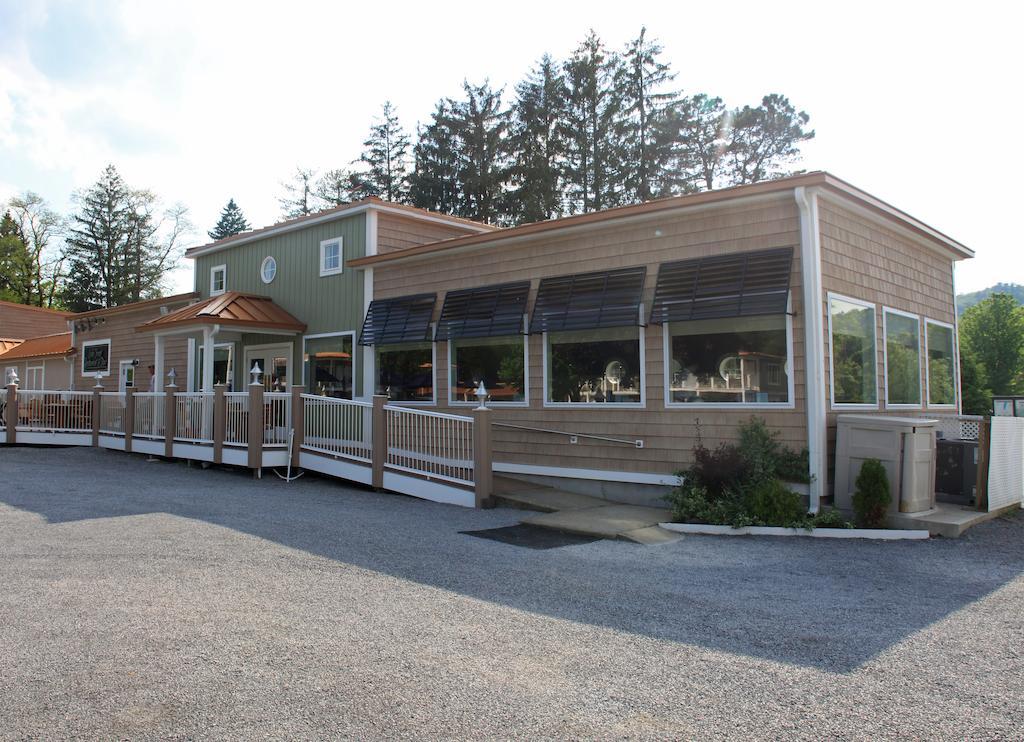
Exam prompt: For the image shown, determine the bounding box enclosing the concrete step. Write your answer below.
[520,504,676,542]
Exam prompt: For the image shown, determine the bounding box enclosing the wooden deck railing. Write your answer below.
[2,382,494,509]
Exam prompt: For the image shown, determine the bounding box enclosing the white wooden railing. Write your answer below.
[99,392,126,435]
[174,392,214,443]
[263,392,291,447]
[385,405,474,486]
[225,392,249,446]
[15,390,93,432]
[302,394,372,463]
[132,392,164,439]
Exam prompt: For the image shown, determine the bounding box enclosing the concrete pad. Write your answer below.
[496,488,609,513]
[888,503,1013,538]
[521,504,674,540]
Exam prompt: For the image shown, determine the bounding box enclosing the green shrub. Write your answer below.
[745,478,807,526]
[851,458,891,528]
[811,508,853,529]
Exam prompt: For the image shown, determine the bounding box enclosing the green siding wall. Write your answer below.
[191,213,367,396]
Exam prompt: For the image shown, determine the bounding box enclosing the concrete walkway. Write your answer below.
[494,477,680,544]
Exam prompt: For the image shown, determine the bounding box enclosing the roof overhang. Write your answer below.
[184,199,497,259]
[347,172,973,270]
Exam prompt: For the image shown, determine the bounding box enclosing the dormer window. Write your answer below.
[320,237,343,276]
[210,264,226,296]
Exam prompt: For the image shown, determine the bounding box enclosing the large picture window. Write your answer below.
[667,315,790,405]
[304,334,353,399]
[377,343,433,402]
[829,295,877,406]
[883,309,921,407]
[450,336,526,404]
[926,320,957,407]
[546,327,642,405]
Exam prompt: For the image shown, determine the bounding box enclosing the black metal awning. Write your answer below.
[649,247,793,324]
[434,281,530,342]
[358,293,436,345]
[529,266,647,334]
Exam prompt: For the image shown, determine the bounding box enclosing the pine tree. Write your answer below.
[725,94,815,185]
[62,165,189,311]
[448,81,510,224]
[675,94,729,191]
[562,31,625,213]
[207,199,251,241]
[356,101,411,203]
[314,168,360,208]
[508,54,568,224]
[409,101,462,215]
[278,167,317,218]
[618,27,681,202]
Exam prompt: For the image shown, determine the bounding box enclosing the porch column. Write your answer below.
[247,377,264,475]
[5,382,17,445]
[153,334,165,393]
[201,326,216,392]
[91,382,102,447]
[213,383,226,465]
[164,378,177,459]
[124,390,135,453]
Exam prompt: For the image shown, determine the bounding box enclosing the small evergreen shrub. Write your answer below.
[745,478,806,526]
[851,458,891,528]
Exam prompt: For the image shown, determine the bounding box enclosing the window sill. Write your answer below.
[885,403,924,410]
[926,404,958,410]
[319,268,343,277]
[543,401,646,410]
[830,403,880,411]
[449,400,530,408]
[665,402,795,410]
[210,289,225,297]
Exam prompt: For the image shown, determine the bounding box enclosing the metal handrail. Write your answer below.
[493,421,643,448]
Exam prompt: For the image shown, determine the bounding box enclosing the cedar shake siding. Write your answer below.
[371,195,808,478]
[0,301,72,340]
[72,298,194,391]
[376,212,485,255]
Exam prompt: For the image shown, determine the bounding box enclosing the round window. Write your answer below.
[260,256,277,284]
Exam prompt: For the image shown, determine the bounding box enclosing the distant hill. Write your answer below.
[956,283,1024,315]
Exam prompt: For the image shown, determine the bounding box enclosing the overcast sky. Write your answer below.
[0,0,1019,296]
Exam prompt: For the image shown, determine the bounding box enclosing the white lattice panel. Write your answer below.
[988,417,1024,512]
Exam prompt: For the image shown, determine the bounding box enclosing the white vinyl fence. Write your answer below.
[385,405,474,486]
[987,416,1024,512]
[302,394,372,463]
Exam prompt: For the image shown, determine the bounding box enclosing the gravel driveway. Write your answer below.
[1,445,1022,739]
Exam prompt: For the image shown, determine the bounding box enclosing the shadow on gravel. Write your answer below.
[3,446,1023,674]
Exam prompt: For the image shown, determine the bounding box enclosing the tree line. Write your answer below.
[276,28,815,225]
[1,165,192,312]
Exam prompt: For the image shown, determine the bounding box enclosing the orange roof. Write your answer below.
[184,196,497,258]
[347,171,973,269]
[72,292,199,320]
[137,292,306,333]
[0,332,74,361]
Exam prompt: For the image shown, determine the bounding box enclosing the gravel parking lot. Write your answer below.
[1,445,1022,739]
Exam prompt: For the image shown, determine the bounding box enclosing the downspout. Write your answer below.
[795,186,827,513]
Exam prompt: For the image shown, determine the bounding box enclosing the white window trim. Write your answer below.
[260,256,277,284]
[195,341,235,390]
[81,338,112,377]
[210,264,227,296]
[26,364,44,391]
[376,336,437,407]
[827,292,879,410]
[301,330,357,392]
[662,302,796,411]
[542,326,647,409]
[882,307,923,409]
[924,317,958,409]
[319,236,344,277]
[447,331,530,408]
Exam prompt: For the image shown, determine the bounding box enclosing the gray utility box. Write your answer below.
[834,415,938,515]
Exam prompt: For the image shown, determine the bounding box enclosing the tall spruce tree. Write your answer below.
[508,55,567,224]
[618,27,681,202]
[278,167,317,218]
[448,81,509,224]
[725,94,815,185]
[62,165,189,311]
[208,199,251,240]
[562,31,625,213]
[356,101,411,203]
[409,101,464,215]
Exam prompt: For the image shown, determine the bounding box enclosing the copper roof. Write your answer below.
[137,292,306,333]
[0,332,74,361]
[347,172,973,269]
[184,197,498,258]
